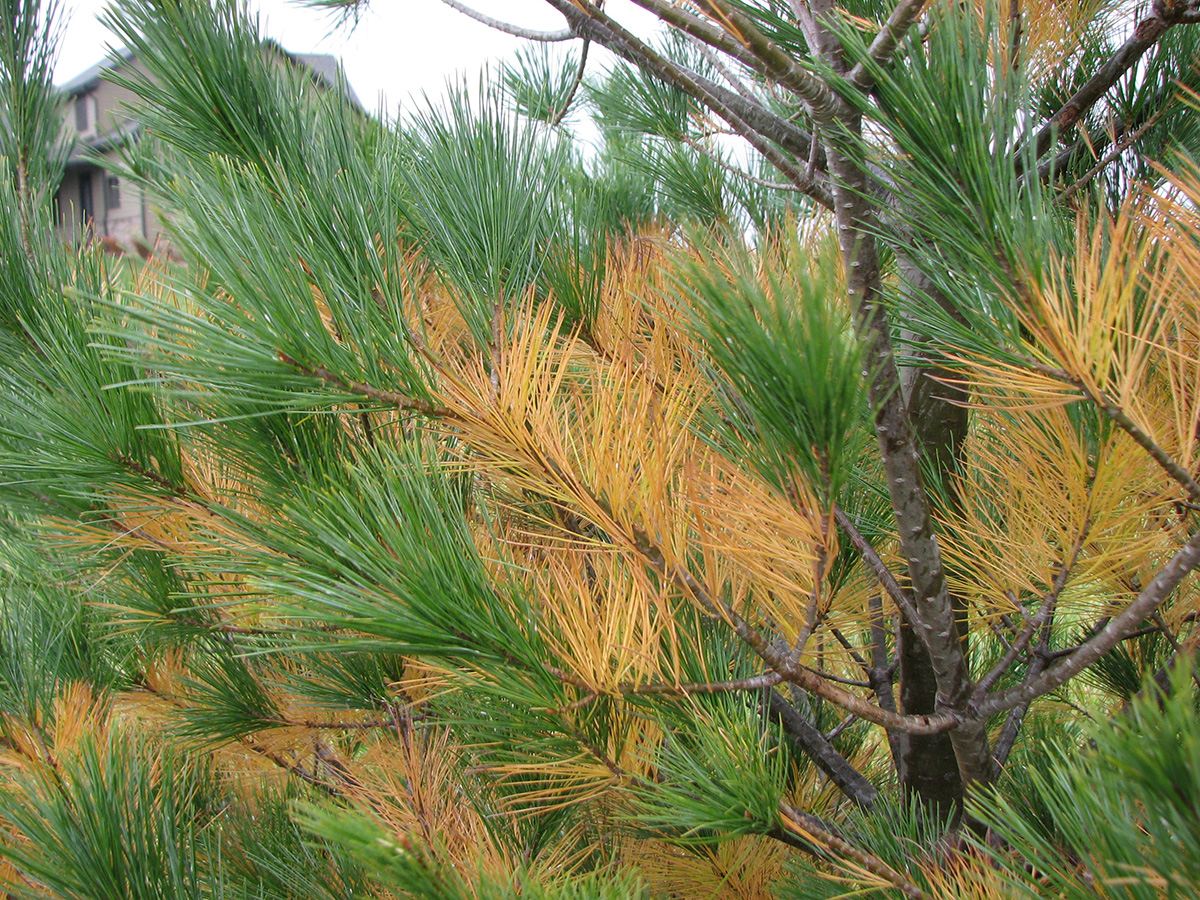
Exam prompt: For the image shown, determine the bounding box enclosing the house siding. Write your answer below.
[54,55,163,251]
[55,48,354,253]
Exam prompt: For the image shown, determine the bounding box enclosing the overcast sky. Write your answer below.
[54,0,658,117]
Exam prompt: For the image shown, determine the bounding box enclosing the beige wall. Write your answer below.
[69,58,147,142]
[56,57,167,251]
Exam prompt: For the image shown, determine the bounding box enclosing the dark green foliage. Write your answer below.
[236,441,542,665]
[970,662,1200,898]
[629,695,792,844]
[218,790,374,900]
[589,55,698,142]
[1083,627,1172,701]
[678,233,868,505]
[849,1,1062,323]
[0,735,218,900]
[0,0,68,239]
[0,732,371,900]
[176,650,286,744]
[776,796,952,900]
[399,81,568,346]
[0,287,184,516]
[0,535,130,727]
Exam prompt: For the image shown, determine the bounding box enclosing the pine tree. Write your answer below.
[2,0,1200,897]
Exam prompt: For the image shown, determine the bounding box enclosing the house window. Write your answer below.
[106,175,120,208]
[74,94,90,132]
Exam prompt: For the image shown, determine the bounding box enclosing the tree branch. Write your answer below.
[1025,358,1200,504]
[277,351,454,418]
[533,449,960,735]
[636,531,956,733]
[779,803,925,899]
[868,590,908,775]
[439,0,574,41]
[975,520,1200,719]
[834,505,919,623]
[628,0,843,122]
[1026,2,1199,160]
[825,139,995,785]
[990,658,1044,767]
[550,37,589,126]
[769,689,880,808]
[710,105,833,204]
[973,522,1088,701]
[1035,118,1121,184]
[540,0,831,205]
[1056,106,1168,205]
[683,134,811,192]
[687,34,763,105]
[849,0,930,89]
[545,664,785,696]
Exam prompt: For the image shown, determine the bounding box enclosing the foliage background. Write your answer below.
[2,0,1200,897]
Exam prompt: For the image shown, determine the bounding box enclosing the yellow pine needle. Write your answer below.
[1017,210,1159,400]
[352,726,495,854]
[50,683,109,757]
[634,836,788,900]
[945,361,1084,410]
[1141,161,1200,472]
[481,753,624,810]
[778,809,921,898]
[533,552,672,693]
[685,453,827,636]
[919,853,1018,900]
[942,404,1180,617]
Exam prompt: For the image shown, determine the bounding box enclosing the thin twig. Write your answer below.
[975,521,1200,720]
[688,35,761,105]
[439,0,575,40]
[1057,106,1169,205]
[550,38,590,126]
[825,713,858,742]
[833,505,920,624]
[805,666,872,688]
[277,351,454,418]
[1023,357,1200,504]
[849,0,931,89]
[543,664,786,697]
[1039,624,1161,661]
[973,522,1088,701]
[779,803,925,899]
[683,134,808,192]
[1024,2,1198,161]
[830,627,871,674]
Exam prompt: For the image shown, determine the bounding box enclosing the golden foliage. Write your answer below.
[18,187,1200,896]
[633,836,790,900]
[942,404,1181,621]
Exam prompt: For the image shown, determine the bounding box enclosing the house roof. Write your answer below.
[267,42,363,109]
[66,119,142,165]
[59,46,137,97]
[57,43,362,109]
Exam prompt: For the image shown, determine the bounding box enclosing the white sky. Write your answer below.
[54,0,658,118]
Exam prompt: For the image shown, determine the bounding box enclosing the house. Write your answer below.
[55,44,360,251]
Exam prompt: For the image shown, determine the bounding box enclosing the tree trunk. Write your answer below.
[897,265,975,817]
